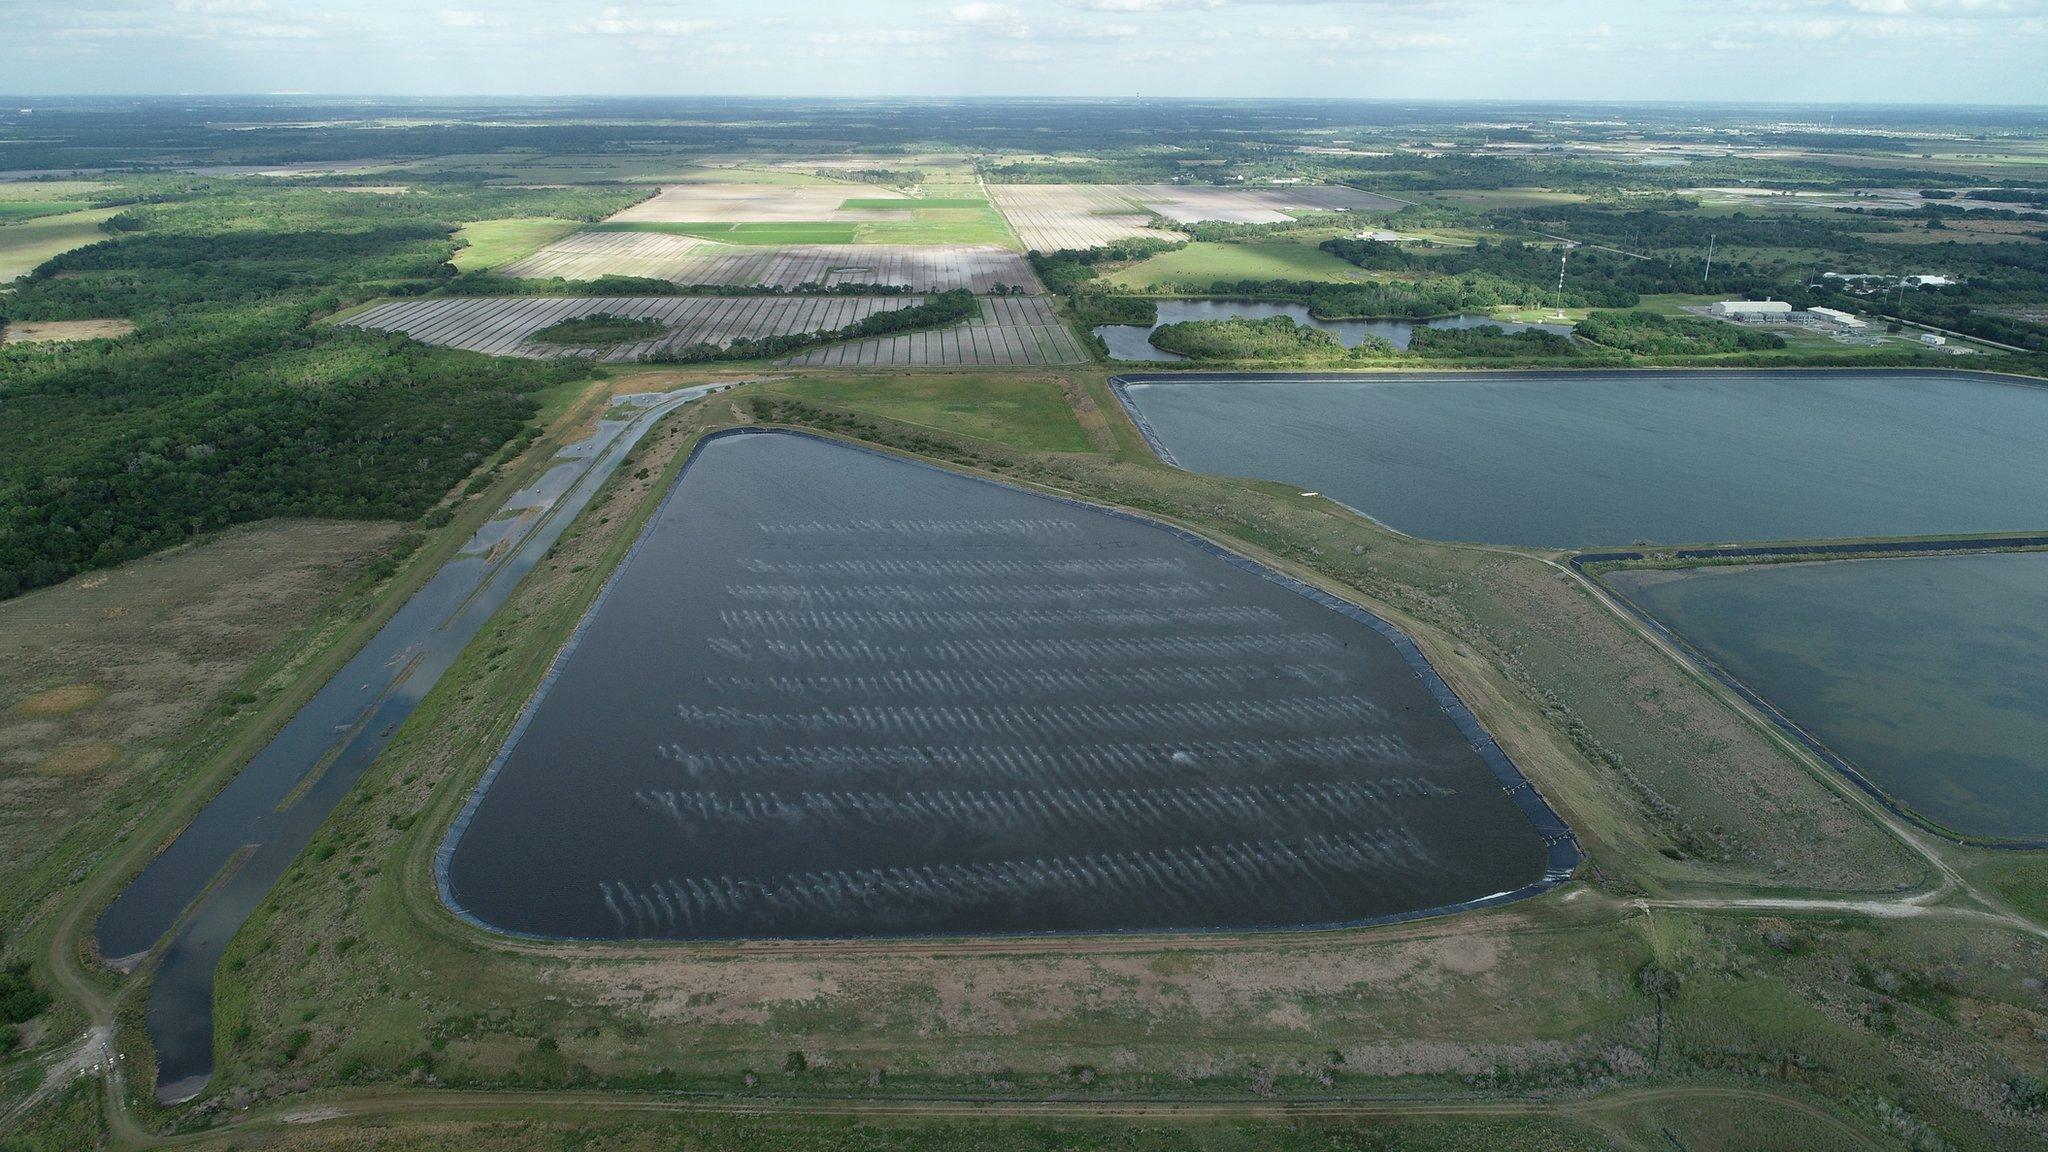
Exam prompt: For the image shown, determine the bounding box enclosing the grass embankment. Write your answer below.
[762,372,1097,453]
[449,218,582,271]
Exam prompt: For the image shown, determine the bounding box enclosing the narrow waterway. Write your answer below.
[94,384,724,1103]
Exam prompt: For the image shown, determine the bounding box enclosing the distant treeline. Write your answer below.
[644,290,977,364]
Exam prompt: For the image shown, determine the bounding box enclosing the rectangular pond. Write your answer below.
[439,430,1570,940]
[1604,551,2048,842]
[1114,370,2048,548]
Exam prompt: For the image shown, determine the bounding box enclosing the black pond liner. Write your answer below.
[1579,539,2048,852]
[435,427,1582,943]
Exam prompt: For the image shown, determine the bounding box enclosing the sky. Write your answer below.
[4,0,2046,104]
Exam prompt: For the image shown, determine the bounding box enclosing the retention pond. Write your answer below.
[1114,370,2048,548]
[1604,551,2048,842]
[440,430,1574,940]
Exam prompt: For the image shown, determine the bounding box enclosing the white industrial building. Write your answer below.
[1710,300,1794,320]
[1806,306,1866,330]
[1921,333,1947,346]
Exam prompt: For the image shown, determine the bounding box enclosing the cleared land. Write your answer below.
[0,318,134,344]
[498,231,1039,292]
[343,294,1086,366]
[449,218,583,271]
[0,207,119,281]
[989,184,1405,251]
[0,519,398,921]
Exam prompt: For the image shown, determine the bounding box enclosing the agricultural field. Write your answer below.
[343,293,1085,366]
[607,184,912,222]
[988,183,1180,251]
[498,231,1039,292]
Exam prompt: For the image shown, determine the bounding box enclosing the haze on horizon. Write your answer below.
[5,0,2046,106]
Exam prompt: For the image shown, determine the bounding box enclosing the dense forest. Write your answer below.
[0,180,643,599]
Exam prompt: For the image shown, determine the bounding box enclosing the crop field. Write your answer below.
[342,294,1086,366]
[606,184,910,222]
[0,206,119,281]
[989,183,1181,251]
[498,231,1040,292]
[989,184,1404,251]
[777,294,1087,366]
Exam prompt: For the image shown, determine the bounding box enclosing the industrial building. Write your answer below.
[1806,306,1866,330]
[1710,300,1794,320]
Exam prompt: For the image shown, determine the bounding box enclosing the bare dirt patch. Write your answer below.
[1,319,135,345]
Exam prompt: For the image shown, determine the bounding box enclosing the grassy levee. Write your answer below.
[159,369,2046,1150]
[11,373,621,1126]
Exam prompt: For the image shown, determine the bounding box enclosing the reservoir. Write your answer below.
[1115,370,2048,547]
[439,431,1571,939]
[1095,300,1571,362]
[1604,551,2048,842]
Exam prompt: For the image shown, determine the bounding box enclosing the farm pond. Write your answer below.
[1094,299,1572,361]
[1114,370,2048,548]
[439,430,1572,940]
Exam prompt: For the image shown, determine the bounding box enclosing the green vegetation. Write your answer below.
[448,217,581,271]
[529,313,670,346]
[0,208,120,282]
[0,180,642,599]
[0,953,51,1053]
[1149,315,1363,361]
[1068,294,1157,327]
[594,221,862,244]
[1575,310,1787,354]
[766,373,1095,453]
[1406,324,1578,358]
[593,195,1016,247]
[645,289,978,364]
[0,202,72,222]
[1102,238,1367,290]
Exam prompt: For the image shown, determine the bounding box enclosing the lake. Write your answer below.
[1605,551,2048,841]
[1115,370,2048,547]
[439,430,1570,940]
[1095,300,1572,361]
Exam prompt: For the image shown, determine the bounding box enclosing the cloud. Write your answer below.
[572,6,715,35]
[952,2,1022,21]
[435,10,502,28]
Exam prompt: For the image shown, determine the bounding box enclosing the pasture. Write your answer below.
[1103,238,1371,289]
[0,207,120,281]
[450,218,583,271]
[499,232,1040,292]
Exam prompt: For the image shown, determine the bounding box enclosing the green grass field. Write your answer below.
[1103,239,1368,290]
[0,180,110,201]
[594,207,1015,247]
[0,207,120,281]
[449,217,582,271]
[765,373,1095,452]
[0,201,73,222]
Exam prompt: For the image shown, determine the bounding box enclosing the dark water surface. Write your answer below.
[1094,300,1571,362]
[94,386,721,1101]
[1606,552,2048,840]
[441,431,1565,940]
[1116,371,2048,547]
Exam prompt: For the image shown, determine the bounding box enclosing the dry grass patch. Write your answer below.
[11,682,107,716]
[1,319,136,345]
[36,740,120,777]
